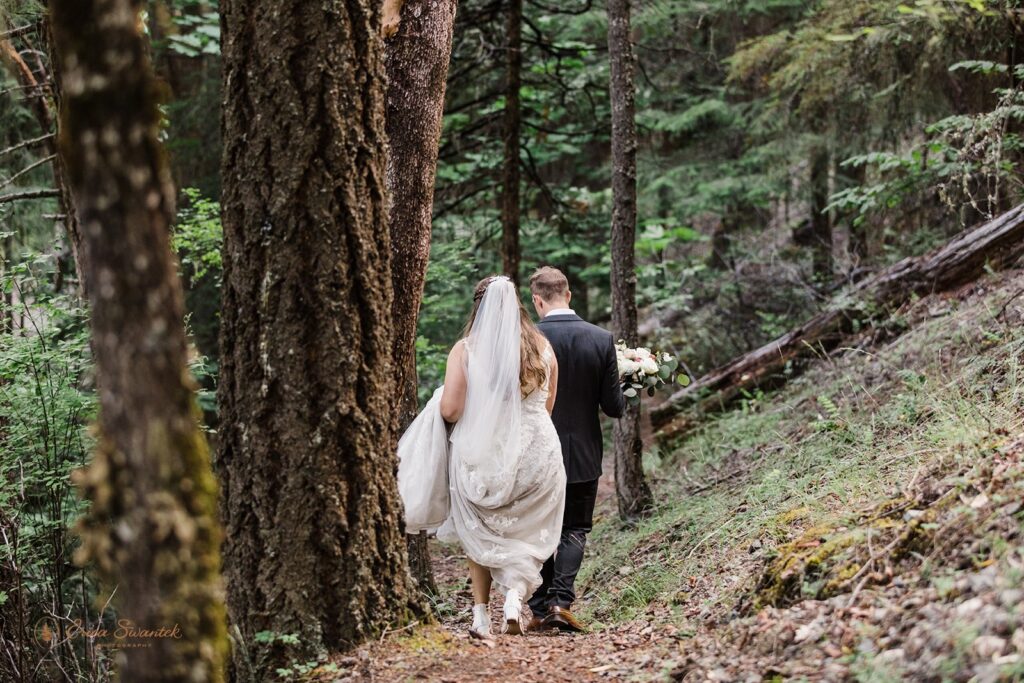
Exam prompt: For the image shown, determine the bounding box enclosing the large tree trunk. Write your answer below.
[501,0,522,286]
[219,0,417,675]
[49,1,228,680]
[384,0,458,598]
[0,32,83,294]
[652,203,1024,436]
[608,0,652,520]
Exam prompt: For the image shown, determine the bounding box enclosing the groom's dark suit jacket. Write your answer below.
[538,313,625,483]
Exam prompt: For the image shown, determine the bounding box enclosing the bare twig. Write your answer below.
[0,154,56,190]
[996,286,1024,320]
[0,133,53,160]
[0,25,35,40]
[379,619,420,643]
[0,188,60,204]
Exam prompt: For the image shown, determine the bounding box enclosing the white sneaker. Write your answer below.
[503,589,523,635]
[470,603,491,639]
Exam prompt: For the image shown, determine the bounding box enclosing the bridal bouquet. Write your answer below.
[616,343,689,404]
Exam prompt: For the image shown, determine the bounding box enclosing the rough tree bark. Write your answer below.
[501,0,522,286]
[219,0,418,674]
[384,0,458,598]
[49,1,228,680]
[0,33,83,294]
[608,0,653,520]
[652,203,1024,436]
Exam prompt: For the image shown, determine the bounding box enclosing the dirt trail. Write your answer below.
[330,469,681,682]
[347,541,679,682]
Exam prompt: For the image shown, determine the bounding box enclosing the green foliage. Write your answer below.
[174,187,223,283]
[829,63,1024,237]
[0,255,104,678]
[0,0,42,30]
[173,188,223,361]
[155,0,221,57]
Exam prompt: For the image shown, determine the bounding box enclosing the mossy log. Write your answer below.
[652,204,1024,437]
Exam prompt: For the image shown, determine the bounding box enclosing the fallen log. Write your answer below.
[651,203,1024,436]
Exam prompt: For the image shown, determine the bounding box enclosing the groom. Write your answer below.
[527,266,625,632]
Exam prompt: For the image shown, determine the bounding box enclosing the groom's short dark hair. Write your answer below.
[530,266,570,302]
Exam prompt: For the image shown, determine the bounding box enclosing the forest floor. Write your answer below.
[321,268,1024,682]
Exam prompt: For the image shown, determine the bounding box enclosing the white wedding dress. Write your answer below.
[397,277,566,600]
[438,340,566,598]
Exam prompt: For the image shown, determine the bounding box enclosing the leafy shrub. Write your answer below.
[0,258,108,681]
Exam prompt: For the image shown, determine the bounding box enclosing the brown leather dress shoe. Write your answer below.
[525,614,548,633]
[542,606,587,633]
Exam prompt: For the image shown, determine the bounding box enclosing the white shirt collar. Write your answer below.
[545,308,576,317]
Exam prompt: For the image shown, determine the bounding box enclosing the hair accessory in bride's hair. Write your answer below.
[474,275,511,302]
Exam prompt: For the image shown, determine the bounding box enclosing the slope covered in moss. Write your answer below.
[575,267,1024,680]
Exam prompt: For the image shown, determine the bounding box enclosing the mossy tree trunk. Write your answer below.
[385,0,458,598]
[49,1,228,680]
[608,0,653,521]
[219,0,418,675]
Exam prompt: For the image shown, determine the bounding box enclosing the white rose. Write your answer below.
[640,357,659,375]
[635,347,652,360]
[623,348,638,360]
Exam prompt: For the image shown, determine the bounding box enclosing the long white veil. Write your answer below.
[449,276,523,508]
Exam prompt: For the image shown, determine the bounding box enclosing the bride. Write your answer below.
[421,275,566,637]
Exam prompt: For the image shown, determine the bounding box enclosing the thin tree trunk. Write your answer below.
[501,0,522,286]
[0,34,83,294]
[608,0,652,521]
[49,2,228,680]
[385,0,458,598]
[810,145,833,283]
[848,161,869,267]
[219,0,418,675]
[709,209,736,271]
